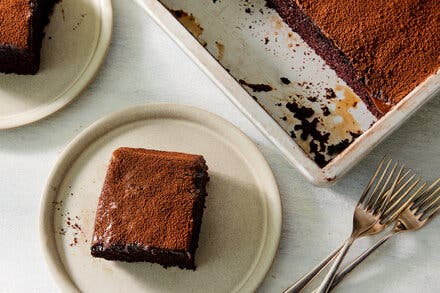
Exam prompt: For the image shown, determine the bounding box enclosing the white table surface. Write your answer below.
[0,1,439,292]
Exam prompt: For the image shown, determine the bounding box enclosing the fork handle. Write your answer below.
[316,238,354,293]
[329,231,396,290]
[283,246,342,293]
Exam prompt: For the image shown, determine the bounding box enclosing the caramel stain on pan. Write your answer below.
[331,85,362,138]
[371,97,392,113]
[170,10,207,46]
[215,41,225,60]
[271,16,283,30]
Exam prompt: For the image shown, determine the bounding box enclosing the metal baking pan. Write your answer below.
[135,0,440,186]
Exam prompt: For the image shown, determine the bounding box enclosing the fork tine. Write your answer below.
[399,169,412,181]
[422,202,440,221]
[370,161,400,214]
[383,174,419,213]
[377,165,407,207]
[382,180,426,223]
[368,159,393,202]
[358,157,387,205]
[415,186,440,217]
[412,178,440,210]
[376,169,413,207]
[388,173,417,201]
[364,158,393,209]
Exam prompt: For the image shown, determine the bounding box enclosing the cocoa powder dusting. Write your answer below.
[0,0,32,48]
[91,148,208,251]
[296,0,440,106]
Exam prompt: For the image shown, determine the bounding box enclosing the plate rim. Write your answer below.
[39,103,282,293]
[0,0,113,130]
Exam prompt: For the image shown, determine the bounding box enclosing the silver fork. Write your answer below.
[314,159,409,293]
[325,177,440,291]
[284,158,404,293]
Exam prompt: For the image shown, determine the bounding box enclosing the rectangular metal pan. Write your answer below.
[135,0,440,185]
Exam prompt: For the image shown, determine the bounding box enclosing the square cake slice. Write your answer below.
[267,0,440,116]
[91,147,209,270]
[0,0,58,74]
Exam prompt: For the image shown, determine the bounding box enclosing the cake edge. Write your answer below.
[266,0,384,117]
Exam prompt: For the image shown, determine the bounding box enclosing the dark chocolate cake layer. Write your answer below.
[0,0,59,74]
[91,147,209,270]
[267,0,440,116]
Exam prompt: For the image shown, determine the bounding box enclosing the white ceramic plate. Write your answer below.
[0,0,112,129]
[39,104,282,293]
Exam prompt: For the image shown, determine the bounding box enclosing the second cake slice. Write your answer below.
[91,147,209,270]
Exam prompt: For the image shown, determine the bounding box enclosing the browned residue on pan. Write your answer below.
[371,96,392,113]
[215,41,225,60]
[331,85,362,137]
[170,9,207,46]
[239,79,274,92]
[271,16,283,30]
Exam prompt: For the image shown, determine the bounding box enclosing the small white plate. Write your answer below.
[40,104,282,293]
[0,0,112,129]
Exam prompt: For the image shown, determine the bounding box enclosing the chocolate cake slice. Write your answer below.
[91,147,209,270]
[0,0,59,74]
[267,0,440,116]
